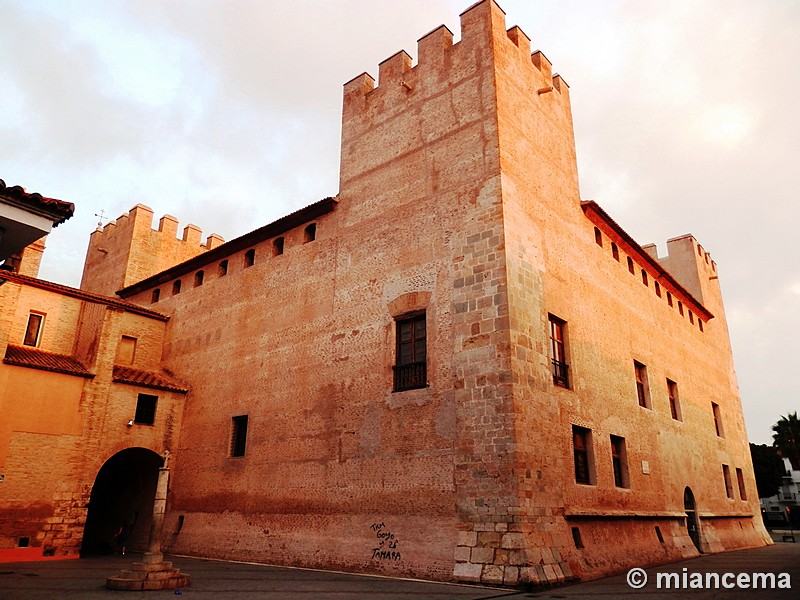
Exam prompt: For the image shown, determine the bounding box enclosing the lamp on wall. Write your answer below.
[127,420,134,427]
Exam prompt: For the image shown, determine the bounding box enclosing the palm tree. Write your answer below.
[772,412,800,470]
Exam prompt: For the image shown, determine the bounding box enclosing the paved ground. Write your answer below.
[0,542,797,599]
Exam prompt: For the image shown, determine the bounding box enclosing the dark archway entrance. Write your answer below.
[683,487,702,553]
[80,448,162,556]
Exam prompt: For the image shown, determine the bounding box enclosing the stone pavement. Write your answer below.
[0,543,798,599]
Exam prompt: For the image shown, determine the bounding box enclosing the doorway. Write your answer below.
[683,486,702,552]
[80,448,162,555]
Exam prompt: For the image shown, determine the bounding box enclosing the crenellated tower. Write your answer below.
[80,204,223,296]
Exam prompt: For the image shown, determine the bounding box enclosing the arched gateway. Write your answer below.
[80,448,162,555]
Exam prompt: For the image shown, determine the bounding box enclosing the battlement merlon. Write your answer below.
[88,205,224,251]
[341,0,569,102]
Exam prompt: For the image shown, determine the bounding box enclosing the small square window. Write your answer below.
[230,415,249,457]
[134,394,158,425]
[23,313,44,347]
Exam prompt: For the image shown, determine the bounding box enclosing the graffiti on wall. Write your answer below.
[370,522,401,561]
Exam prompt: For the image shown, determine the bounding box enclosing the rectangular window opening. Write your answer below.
[23,312,44,347]
[194,270,204,287]
[244,249,255,268]
[151,289,160,303]
[549,314,569,388]
[634,361,650,409]
[611,435,630,488]
[573,425,595,485]
[18,537,30,548]
[134,394,158,425]
[273,237,285,256]
[736,468,747,500]
[655,281,662,297]
[627,256,635,274]
[712,402,724,437]
[655,526,664,544]
[572,527,584,549]
[611,242,620,261]
[218,260,228,277]
[230,415,249,457]
[667,379,682,421]
[723,464,733,499]
[641,269,648,286]
[393,312,427,392]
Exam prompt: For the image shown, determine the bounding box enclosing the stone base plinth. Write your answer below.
[106,556,190,591]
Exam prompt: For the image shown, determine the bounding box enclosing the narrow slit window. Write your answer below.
[610,435,629,488]
[634,361,650,409]
[722,464,733,499]
[736,468,747,500]
[654,281,662,297]
[688,311,694,324]
[667,379,682,421]
[572,527,584,549]
[172,280,182,295]
[549,314,569,388]
[712,402,724,437]
[641,269,648,286]
[151,289,161,303]
[194,270,204,287]
[611,243,620,261]
[667,291,673,307]
[594,227,602,247]
[678,301,684,316]
[218,260,228,277]
[273,237,285,256]
[23,313,44,347]
[230,415,249,457]
[627,257,635,274]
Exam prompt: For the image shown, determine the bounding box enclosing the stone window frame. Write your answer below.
[387,292,432,394]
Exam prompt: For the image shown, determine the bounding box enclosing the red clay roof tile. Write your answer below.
[3,345,93,378]
[112,365,188,394]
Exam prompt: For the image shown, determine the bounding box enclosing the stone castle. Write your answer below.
[0,0,769,587]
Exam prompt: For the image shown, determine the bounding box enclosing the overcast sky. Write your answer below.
[1,0,797,445]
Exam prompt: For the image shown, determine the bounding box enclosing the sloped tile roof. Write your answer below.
[3,345,93,378]
[112,365,188,394]
[0,271,168,321]
[0,179,74,226]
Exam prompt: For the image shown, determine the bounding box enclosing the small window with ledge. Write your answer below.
[393,312,427,392]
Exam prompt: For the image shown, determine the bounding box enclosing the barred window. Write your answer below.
[393,313,426,391]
